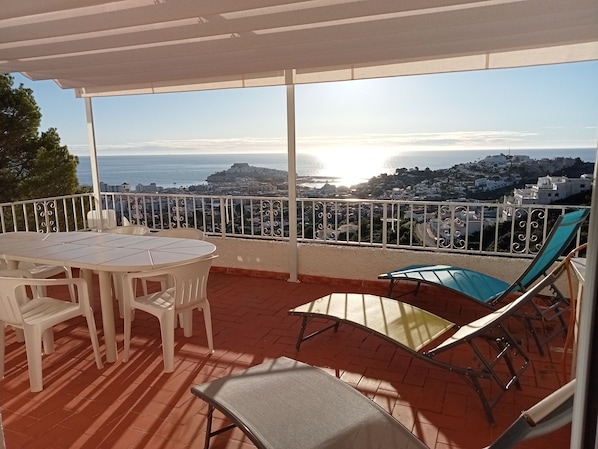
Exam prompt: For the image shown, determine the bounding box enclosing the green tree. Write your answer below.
[0,74,78,202]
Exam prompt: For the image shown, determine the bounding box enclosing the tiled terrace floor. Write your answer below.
[1,270,573,449]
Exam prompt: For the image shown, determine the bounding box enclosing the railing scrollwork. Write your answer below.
[0,193,587,259]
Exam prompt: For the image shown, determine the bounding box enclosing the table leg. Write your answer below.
[80,269,94,304]
[98,271,118,363]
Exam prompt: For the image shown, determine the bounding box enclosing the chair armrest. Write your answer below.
[122,255,217,284]
[122,267,175,283]
[6,276,88,289]
[5,276,91,305]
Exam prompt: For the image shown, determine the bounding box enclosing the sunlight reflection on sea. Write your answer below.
[76,148,595,189]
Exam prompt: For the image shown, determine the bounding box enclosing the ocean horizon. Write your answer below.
[76,148,596,189]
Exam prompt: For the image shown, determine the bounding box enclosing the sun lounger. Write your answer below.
[191,356,574,449]
[191,356,429,449]
[378,208,589,353]
[288,273,558,423]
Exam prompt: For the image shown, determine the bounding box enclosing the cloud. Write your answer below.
[298,130,539,150]
[68,129,591,156]
[68,137,288,156]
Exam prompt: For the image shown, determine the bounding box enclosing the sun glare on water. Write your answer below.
[313,147,392,187]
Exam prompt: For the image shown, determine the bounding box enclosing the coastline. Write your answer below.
[76,148,596,189]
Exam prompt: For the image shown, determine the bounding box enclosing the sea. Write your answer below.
[76,148,597,189]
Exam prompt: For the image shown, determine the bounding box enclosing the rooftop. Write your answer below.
[1,269,572,449]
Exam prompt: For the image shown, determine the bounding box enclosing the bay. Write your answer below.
[76,148,596,189]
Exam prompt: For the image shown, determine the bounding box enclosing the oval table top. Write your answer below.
[0,231,216,272]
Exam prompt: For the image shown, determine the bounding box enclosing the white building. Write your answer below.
[474,177,511,191]
[480,154,510,166]
[479,154,529,167]
[100,182,130,193]
[135,182,163,193]
[510,174,593,205]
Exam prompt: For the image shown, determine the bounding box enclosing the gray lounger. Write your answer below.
[191,356,429,449]
[191,357,574,449]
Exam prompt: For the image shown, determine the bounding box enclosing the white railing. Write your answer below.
[0,193,94,234]
[0,192,589,258]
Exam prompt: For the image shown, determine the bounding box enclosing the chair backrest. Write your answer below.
[506,208,589,296]
[169,256,216,310]
[105,225,150,235]
[155,228,204,239]
[428,272,557,355]
[87,209,117,230]
[0,271,33,326]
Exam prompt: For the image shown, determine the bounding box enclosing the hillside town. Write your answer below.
[101,154,594,205]
[352,153,594,204]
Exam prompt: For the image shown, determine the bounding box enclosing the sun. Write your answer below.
[314,146,391,187]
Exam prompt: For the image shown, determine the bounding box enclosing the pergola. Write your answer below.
[2,1,598,446]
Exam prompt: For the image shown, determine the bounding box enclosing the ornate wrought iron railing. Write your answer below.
[0,193,94,234]
[0,192,589,258]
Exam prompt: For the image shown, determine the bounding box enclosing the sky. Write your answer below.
[10,60,598,161]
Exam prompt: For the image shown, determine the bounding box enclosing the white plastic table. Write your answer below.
[0,231,216,363]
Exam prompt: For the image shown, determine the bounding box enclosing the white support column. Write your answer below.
[571,144,598,449]
[84,97,103,230]
[285,70,299,283]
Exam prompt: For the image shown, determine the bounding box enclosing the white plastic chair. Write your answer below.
[0,257,75,302]
[105,225,150,235]
[155,228,204,239]
[87,209,117,231]
[0,271,103,392]
[1,253,76,344]
[104,224,151,317]
[140,227,205,295]
[122,256,217,372]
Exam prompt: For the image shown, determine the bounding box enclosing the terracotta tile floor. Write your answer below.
[1,270,573,449]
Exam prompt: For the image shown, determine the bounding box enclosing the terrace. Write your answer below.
[0,260,574,449]
[1,1,597,447]
[0,193,585,448]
